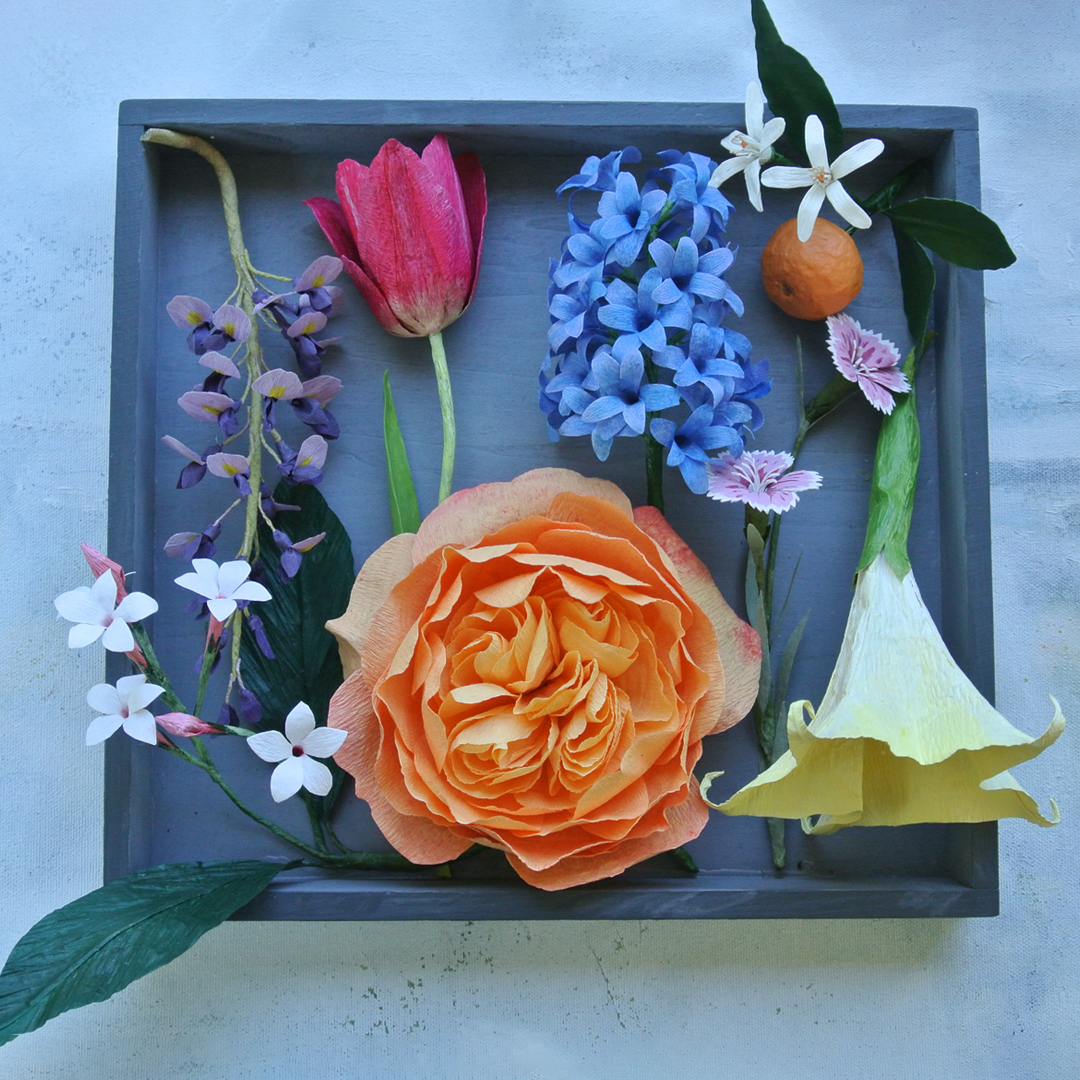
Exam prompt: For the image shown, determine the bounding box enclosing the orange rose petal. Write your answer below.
[634,506,761,733]
[504,793,709,890]
[326,532,416,677]
[411,468,632,563]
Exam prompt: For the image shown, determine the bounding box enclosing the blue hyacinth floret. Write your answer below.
[540,147,771,494]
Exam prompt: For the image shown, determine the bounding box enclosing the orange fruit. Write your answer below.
[760,217,863,321]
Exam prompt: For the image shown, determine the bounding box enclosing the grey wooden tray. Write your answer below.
[107,100,996,919]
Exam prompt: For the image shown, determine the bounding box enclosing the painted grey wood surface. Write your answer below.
[108,100,996,919]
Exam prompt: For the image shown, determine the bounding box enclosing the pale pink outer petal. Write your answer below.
[287,310,328,338]
[122,709,160,746]
[299,756,334,796]
[297,435,328,469]
[166,295,213,329]
[198,352,242,378]
[296,255,343,290]
[284,702,317,744]
[299,376,343,404]
[251,369,304,400]
[856,374,899,414]
[54,585,104,625]
[216,560,254,597]
[301,725,348,759]
[161,436,204,464]
[100,618,136,653]
[411,468,633,565]
[270,757,306,802]
[126,679,166,714]
[248,729,292,763]
[632,506,761,734]
[869,366,911,393]
[178,392,234,422]
[206,597,238,621]
[174,569,217,600]
[230,581,272,604]
[87,682,122,715]
[90,570,119,610]
[113,591,157,623]
[69,623,105,648]
[86,712,125,745]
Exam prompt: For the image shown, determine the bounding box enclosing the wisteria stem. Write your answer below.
[429,330,456,503]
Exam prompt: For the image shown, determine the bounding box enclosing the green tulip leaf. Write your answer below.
[752,0,843,160]
[892,224,937,354]
[383,371,421,536]
[884,197,1016,270]
[0,860,293,1046]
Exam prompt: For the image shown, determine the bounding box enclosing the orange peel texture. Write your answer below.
[760,217,863,321]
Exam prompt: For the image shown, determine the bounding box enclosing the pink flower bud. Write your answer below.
[156,712,219,737]
[80,543,127,601]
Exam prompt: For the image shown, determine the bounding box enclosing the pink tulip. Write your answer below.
[305,134,486,338]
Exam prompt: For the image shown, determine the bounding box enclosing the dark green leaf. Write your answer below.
[382,371,421,535]
[752,0,842,160]
[0,860,291,1045]
[892,224,936,354]
[858,159,926,218]
[884,197,1016,270]
[771,610,809,756]
[240,482,355,732]
[856,348,922,578]
[744,523,774,758]
[803,372,856,429]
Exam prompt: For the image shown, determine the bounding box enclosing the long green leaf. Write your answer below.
[382,371,421,535]
[0,861,291,1045]
[752,0,842,160]
[884,197,1016,270]
[893,224,937,352]
[771,611,809,759]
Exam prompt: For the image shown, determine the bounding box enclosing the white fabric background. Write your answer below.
[1,0,1076,1076]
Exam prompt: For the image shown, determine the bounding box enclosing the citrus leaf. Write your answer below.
[382,371,421,535]
[892,224,936,353]
[239,482,354,731]
[884,197,1016,270]
[0,861,292,1046]
[752,0,842,160]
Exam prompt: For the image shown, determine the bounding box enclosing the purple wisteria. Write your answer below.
[540,148,771,495]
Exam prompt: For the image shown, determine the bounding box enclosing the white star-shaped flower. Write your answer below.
[246,702,347,802]
[761,114,884,241]
[708,81,786,212]
[174,558,272,621]
[54,571,158,652]
[86,674,166,746]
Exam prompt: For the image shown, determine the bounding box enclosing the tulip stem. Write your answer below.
[429,331,456,503]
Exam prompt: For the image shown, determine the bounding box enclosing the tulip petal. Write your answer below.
[303,196,360,264]
[454,150,488,306]
[339,253,412,337]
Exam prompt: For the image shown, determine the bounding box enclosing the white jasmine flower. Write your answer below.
[86,674,166,746]
[54,571,158,652]
[174,558,271,621]
[761,115,884,241]
[708,81,786,212]
[247,702,348,802]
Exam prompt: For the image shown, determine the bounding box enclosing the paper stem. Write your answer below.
[429,331,456,503]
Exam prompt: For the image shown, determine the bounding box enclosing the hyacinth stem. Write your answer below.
[429,331,456,503]
[644,432,665,512]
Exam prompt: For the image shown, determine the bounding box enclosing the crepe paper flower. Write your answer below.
[557,145,641,198]
[205,452,252,495]
[706,451,823,513]
[246,612,275,660]
[277,434,328,485]
[826,313,911,414]
[654,324,745,405]
[79,543,127,600]
[306,134,485,502]
[707,553,1064,830]
[761,116,884,242]
[650,406,743,494]
[598,272,688,351]
[294,255,343,310]
[272,530,326,580]
[708,81,787,213]
[649,236,737,315]
[86,675,166,746]
[166,297,251,354]
[652,150,733,243]
[247,702,347,802]
[177,390,240,438]
[198,351,241,379]
[164,522,221,561]
[55,571,159,652]
[579,347,680,448]
[251,368,304,401]
[595,172,669,266]
[325,468,761,890]
[174,558,272,621]
[156,712,220,738]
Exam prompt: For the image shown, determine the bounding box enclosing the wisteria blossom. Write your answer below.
[174,558,272,621]
[86,674,165,746]
[826,313,910,413]
[707,451,823,512]
[247,702,347,802]
[55,571,158,652]
[708,81,786,212]
[761,115,884,241]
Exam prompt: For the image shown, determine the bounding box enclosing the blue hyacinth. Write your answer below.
[540,147,771,493]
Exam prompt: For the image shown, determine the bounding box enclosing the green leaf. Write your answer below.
[0,860,291,1046]
[884,197,1016,270]
[240,482,355,731]
[771,610,809,756]
[752,0,843,160]
[893,224,936,352]
[382,371,421,535]
[744,523,774,758]
[856,348,922,578]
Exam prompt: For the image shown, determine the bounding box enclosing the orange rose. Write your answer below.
[326,469,760,890]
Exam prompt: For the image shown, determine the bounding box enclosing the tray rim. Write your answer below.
[107,99,998,920]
